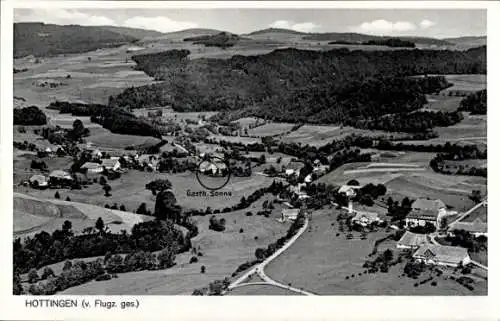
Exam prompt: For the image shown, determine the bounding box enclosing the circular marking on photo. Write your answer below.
[195,156,231,191]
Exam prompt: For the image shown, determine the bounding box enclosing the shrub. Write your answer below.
[41,267,55,280]
[190,256,199,264]
[239,228,244,233]
[431,281,437,286]
[54,191,60,199]
[28,269,39,283]
[95,274,112,281]
[245,211,253,216]
[65,196,71,201]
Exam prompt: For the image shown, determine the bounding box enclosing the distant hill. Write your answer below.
[99,25,165,40]
[14,22,139,58]
[444,36,487,48]
[143,28,227,43]
[244,28,451,46]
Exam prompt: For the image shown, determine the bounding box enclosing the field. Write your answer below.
[59,196,291,295]
[440,74,487,94]
[13,193,153,238]
[227,284,300,295]
[280,125,406,147]
[17,169,276,212]
[13,153,74,185]
[423,94,462,112]
[208,134,261,145]
[264,208,487,295]
[317,153,486,211]
[14,45,158,106]
[85,127,162,150]
[247,123,296,137]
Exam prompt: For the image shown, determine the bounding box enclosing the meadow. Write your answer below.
[59,195,291,295]
[264,208,487,295]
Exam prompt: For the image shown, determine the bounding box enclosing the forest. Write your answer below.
[108,46,485,133]
[458,89,487,115]
[14,106,47,125]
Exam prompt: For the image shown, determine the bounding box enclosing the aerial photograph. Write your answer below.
[12,7,487,296]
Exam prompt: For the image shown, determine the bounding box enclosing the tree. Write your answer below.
[255,248,266,261]
[62,260,73,271]
[387,197,394,208]
[28,268,39,283]
[62,220,72,232]
[103,184,111,196]
[347,179,360,186]
[95,217,105,233]
[54,191,60,199]
[154,189,181,222]
[13,271,23,295]
[41,267,55,280]
[65,196,71,201]
[200,265,206,274]
[99,176,107,185]
[119,204,126,211]
[136,203,148,215]
[469,190,482,204]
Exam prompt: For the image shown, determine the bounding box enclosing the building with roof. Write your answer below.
[81,162,104,174]
[396,231,430,250]
[285,161,304,176]
[448,218,487,237]
[338,185,361,197]
[48,170,73,186]
[29,174,48,188]
[405,198,447,228]
[413,244,471,267]
[351,211,382,227]
[281,208,300,222]
[101,159,121,171]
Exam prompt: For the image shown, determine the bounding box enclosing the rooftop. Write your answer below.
[413,244,469,264]
[397,231,429,247]
[412,198,446,212]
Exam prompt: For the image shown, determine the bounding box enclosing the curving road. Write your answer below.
[226,216,315,296]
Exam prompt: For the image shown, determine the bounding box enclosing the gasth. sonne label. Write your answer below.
[186,189,232,197]
[25,299,78,308]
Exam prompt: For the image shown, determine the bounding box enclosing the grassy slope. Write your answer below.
[60,196,290,295]
[264,208,486,295]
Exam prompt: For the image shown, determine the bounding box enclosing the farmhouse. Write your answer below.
[338,185,361,197]
[351,211,381,227]
[281,208,300,221]
[29,174,48,188]
[448,218,487,237]
[101,159,121,171]
[405,198,446,228]
[90,149,103,159]
[396,231,430,250]
[80,162,104,174]
[313,164,330,175]
[285,161,304,176]
[48,170,73,185]
[413,244,471,267]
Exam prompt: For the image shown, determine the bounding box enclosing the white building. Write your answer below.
[101,159,121,171]
[81,162,104,174]
[281,209,300,221]
[351,211,382,227]
[413,244,471,267]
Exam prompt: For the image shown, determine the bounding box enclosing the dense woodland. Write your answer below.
[13,219,186,274]
[458,90,487,115]
[14,106,47,125]
[109,46,485,133]
[362,38,416,48]
[183,32,240,48]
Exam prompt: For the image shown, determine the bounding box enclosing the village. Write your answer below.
[11,15,487,296]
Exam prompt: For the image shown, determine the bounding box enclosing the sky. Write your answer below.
[14,8,486,38]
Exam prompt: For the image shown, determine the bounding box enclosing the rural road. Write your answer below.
[226,216,315,295]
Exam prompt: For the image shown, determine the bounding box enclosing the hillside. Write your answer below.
[14,22,139,58]
[110,46,485,133]
[444,36,487,48]
[99,25,165,40]
[142,28,227,43]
